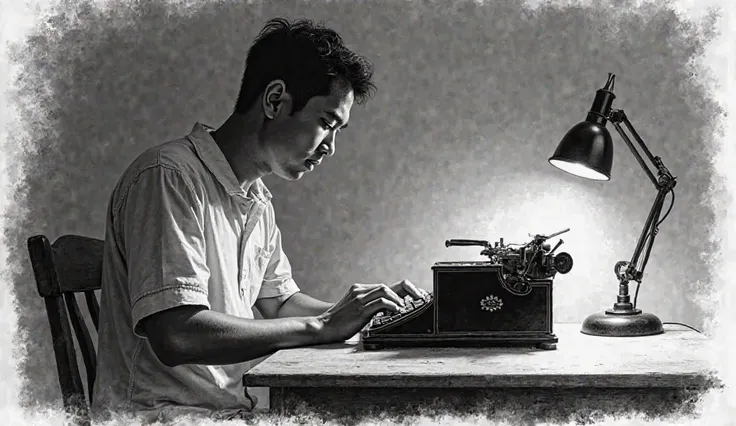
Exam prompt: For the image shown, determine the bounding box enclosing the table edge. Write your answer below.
[243,372,723,389]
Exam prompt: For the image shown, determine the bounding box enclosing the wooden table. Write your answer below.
[243,323,721,423]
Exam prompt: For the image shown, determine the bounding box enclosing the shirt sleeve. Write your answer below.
[116,164,211,338]
[257,208,300,300]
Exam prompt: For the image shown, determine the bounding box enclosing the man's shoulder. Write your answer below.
[138,136,199,170]
[109,135,209,211]
[121,136,206,185]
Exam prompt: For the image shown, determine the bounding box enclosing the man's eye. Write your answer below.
[320,119,334,130]
[321,119,341,132]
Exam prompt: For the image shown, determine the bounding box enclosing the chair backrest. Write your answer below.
[27,234,104,425]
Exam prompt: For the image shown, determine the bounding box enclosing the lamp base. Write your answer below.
[581,307,664,337]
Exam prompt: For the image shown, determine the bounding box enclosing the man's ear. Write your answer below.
[262,79,292,119]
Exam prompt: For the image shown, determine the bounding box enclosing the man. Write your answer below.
[91,17,426,422]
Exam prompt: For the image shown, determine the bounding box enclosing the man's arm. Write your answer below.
[144,283,408,366]
[256,292,334,319]
[140,306,325,367]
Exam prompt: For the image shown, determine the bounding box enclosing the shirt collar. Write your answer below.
[186,122,272,203]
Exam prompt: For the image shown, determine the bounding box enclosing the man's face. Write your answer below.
[263,81,354,181]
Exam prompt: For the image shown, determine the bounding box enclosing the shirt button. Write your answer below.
[240,288,245,297]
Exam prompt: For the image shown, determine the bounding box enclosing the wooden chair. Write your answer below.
[27,234,104,426]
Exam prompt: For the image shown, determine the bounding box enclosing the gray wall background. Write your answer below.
[4,0,722,411]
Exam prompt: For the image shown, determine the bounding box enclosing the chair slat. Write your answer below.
[84,291,100,331]
[64,293,97,405]
[43,297,87,413]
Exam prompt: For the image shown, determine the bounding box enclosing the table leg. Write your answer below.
[268,387,285,417]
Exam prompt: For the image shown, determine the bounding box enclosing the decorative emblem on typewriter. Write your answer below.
[480,295,503,312]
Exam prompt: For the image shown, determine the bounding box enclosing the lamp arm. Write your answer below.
[623,187,669,280]
[609,109,676,186]
[635,189,668,285]
[606,109,677,303]
[609,110,659,187]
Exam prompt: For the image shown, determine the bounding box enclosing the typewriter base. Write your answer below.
[361,333,558,351]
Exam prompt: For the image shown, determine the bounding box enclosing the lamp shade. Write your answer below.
[548,120,613,181]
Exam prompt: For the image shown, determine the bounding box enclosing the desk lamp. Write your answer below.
[548,73,677,337]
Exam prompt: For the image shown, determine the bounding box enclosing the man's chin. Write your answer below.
[287,173,304,181]
[275,169,305,181]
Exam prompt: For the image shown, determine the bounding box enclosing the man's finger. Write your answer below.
[364,297,401,316]
[393,279,425,299]
[351,283,404,308]
[367,284,405,307]
[350,283,384,297]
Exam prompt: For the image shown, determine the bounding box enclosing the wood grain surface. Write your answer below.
[243,323,720,389]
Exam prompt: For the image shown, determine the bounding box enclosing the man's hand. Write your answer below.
[315,280,427,344]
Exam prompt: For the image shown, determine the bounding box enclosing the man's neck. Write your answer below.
[211,113,271,190]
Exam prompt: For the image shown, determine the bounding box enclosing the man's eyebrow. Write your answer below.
[325,111,348,129]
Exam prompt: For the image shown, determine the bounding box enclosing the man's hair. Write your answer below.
[234,18,377,115]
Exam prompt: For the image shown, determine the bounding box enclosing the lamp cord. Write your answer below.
[661,322,702,333]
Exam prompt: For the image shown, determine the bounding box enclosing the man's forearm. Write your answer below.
[276,292,334,318]
[152,308,325,367]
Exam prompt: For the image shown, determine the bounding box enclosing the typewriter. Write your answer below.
[361,229,573,350]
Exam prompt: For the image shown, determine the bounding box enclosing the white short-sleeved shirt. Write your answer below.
[91,122,300,422]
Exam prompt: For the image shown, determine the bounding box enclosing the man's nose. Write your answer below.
[322,133,336,156]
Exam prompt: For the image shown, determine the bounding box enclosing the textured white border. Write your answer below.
[0,0,733,424]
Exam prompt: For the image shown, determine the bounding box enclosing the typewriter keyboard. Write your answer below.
[369,292,433,327]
